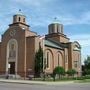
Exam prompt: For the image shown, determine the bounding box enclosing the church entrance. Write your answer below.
[8,62,15,74]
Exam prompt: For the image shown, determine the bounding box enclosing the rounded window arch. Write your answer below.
[23,18,25,22]
[56,51,63,67]
[18,17,21,21]
[7,39,18,59]
[45,49,53,69]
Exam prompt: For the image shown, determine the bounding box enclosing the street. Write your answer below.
[0,82,90,90]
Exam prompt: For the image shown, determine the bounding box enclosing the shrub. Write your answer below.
[67,69,77,77]
[53,66,65,80]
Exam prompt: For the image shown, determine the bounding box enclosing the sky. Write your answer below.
[0,0,90,64]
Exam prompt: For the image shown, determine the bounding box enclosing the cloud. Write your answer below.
[28,11,90,27]
[28,11,90,28]
[53,11,90,25]
[70,34,90,47]
[0,1,90,34]
[1,0,90,27]
[13,0,52,7]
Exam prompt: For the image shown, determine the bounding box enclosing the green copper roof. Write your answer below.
[45,39,63,50]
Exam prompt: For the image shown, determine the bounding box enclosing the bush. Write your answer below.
[53,66,65,80]
[67,69,77,77]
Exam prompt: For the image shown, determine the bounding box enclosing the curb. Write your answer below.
[0,79,45,85]
[0,79,74,85]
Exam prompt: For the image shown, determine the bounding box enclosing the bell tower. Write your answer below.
[13,14,26,24]
[9,9,29,29]
[13,9,26,24]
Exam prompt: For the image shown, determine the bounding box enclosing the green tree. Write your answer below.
[35,46,43,77]
[67,69,77,77]
[53,66,65,80]
[84,56,90,69]
[84,56,90,75]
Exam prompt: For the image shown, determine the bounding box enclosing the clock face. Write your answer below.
[10,30,16,37]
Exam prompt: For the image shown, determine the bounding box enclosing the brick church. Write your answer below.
[0,13,81,78]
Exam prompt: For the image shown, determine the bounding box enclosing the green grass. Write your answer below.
[31,75,90,82]
[76,79,90,83]
[32,77,77,82]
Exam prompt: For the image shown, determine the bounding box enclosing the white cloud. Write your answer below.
[59,11,90,25]
[70,34,90,47]
[2,0,90,27]
[13,0,51,7]
[45,11,90,26]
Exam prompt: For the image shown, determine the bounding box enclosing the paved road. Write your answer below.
[0,82,90,90]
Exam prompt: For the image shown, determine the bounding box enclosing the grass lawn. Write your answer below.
[76,79,90,83]
[32,77,77,82]
[31,75,90,82]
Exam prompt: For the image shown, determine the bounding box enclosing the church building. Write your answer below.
[0,13,81,78]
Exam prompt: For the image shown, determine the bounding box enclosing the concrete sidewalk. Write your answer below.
[0,79,74,85]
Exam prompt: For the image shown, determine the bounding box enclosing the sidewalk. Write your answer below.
[0,79,74,85]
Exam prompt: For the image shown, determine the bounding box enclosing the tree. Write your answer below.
[86,69,90,75]
[67,69,77,77]
[84,56,90,75]
[84,56,90,69]
[35,46,43,77]
[53,66,65,79]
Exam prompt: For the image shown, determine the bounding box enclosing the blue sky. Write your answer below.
[0,0,90,64]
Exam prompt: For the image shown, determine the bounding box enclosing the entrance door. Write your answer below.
[9,62,15,74]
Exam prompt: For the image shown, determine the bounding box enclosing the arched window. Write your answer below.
[74,61,78,68]
[57,27,59,33]
[46,52,49,68]
[9,41,16,58]
[19,17,21,21]
[23,18,25,22]
[45,49,53,69]
[57,52,63,67]
[58,54,60,66]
